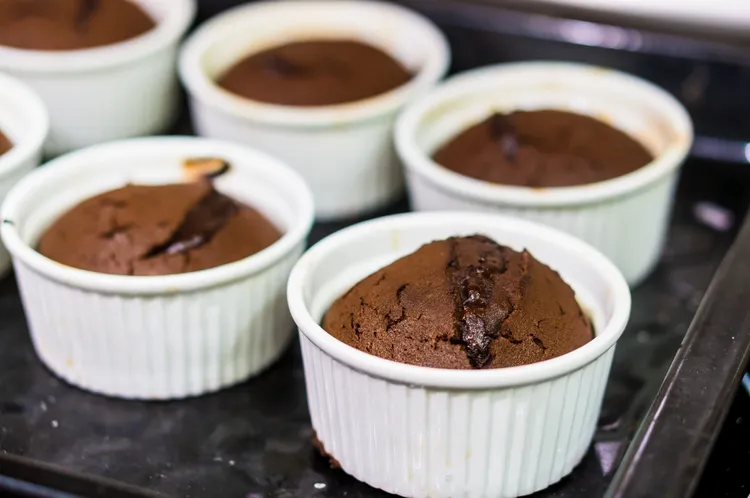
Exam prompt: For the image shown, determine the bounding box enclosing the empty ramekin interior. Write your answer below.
[289,212,631,388]
[412,64,689,160]
[2,137,313,292]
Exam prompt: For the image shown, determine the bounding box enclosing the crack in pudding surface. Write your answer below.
[37,181,282,276]
[322,235,593,369]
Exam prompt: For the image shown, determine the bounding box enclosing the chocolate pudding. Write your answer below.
[433,110,654,188]
[217,40,413,106]
[323,235,593,369]
[0,0,155,51]
[38,172,282,276]
[0,130,12,156]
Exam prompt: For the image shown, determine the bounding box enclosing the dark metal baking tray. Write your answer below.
[2,1,750,497]
[0,160,744,498]
[606,177,750,498]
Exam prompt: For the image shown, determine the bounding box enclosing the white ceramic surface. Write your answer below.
[1,137,314,399]
[0,72,49,276]
[287,212,631,498]
[396,62,693,285]
[179,0,450,220]
[511,0,750,39]
[0,0,195,156]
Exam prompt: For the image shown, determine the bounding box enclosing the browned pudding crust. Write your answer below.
[217,40,413,107]
[323,235,593,369]
[433,110,654,188]
[38,182,282,276]
[0,0,155,51]
[0,130,12,156]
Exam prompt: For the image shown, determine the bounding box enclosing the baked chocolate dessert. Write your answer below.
[323,235,593,369]
[217,40,413,106]
[0,0,155,51]
[38,164,281,276]
[0,130,12,156]
[433,110,654,188]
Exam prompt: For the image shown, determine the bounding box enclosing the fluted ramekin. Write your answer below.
[287,212,631,498]
[395,62,693,285]
[0,0,195,156]
[1,137,314,399]
[0,72,49,276]
[179,0,450,220]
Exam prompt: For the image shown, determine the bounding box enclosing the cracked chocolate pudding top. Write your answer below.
[0,130,12,156]
[323,235,593,369]
[0,0,155,51]
[217,40,413,107]
[38,181,282,276]
[433,110,654,188]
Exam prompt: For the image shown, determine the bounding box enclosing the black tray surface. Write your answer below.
[0,158,745,498]
[695,378,750,498]
[607,174,750,498]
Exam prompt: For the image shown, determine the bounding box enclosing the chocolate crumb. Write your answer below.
[0,130,13,157]
[312,431,341,469]
[183,157,231,181]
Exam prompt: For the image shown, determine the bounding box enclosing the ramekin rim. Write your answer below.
[178,0,451,128]
[0,72,49,178]
[287,211,632,389]
[0,0,196,73]
[0,136,315,295]
[395,61,694,207]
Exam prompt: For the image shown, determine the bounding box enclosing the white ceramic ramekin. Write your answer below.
[0,72,49,276]
[179,0,450,221]
[395,62,693,286]
[1,137,314,399]
[287,212,631,498]
[0,0,196,156]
